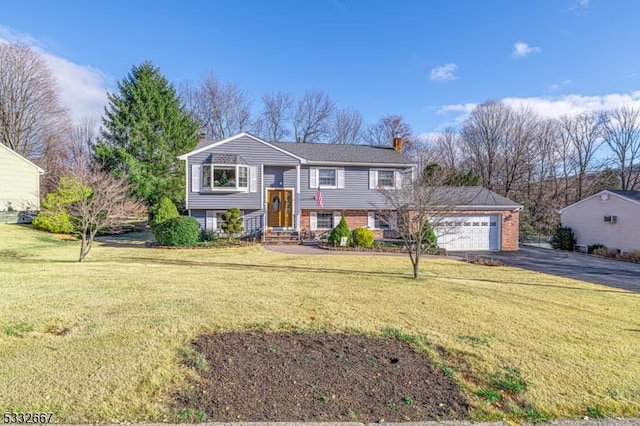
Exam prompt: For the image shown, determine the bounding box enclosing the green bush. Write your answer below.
[328,216,351,246]
[551,225,576,251]
[153,216,200,246]
[32,210,75,234]
[352,227,374,248]
[420,222,439,254]
[32,176,89,234]
[220,207,244,239]
[199,229,218,242]
[151,196,179,228]
[587,243,606,254]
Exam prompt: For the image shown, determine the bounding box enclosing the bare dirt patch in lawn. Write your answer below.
[175,330,469,422]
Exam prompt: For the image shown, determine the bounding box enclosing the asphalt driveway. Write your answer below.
[459,246,640,293]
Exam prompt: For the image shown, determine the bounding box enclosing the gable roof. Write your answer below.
[179,132,415,166]
[559,189,640,213]
[270,141,414,165]
[0,143,44,173]
[177,133,305,162]
[435,186,523,209]
[608,190,640,202]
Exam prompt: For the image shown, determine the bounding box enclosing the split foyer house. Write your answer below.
[559,189,640,253]
[178,133,522,251]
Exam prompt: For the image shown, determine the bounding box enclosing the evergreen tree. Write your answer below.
[94,61,198,207]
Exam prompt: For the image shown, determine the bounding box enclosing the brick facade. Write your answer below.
[300,208,520,251]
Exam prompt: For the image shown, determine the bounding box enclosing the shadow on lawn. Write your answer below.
[440,275,636,295]
[120,256,412,279]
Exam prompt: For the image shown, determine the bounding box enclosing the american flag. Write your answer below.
[316,188,324,208]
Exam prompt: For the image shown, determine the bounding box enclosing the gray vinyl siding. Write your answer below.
[300,165,403,210]
[191,209,264,235]
[263,166,298,189]
[187,135,299,210]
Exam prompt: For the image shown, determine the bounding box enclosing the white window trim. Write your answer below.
[367,211,396,230]
[206,210,245,232]
[370,168,397,189]
[311,167,344,189]
[201,164,250,192]
[315,212,334,229]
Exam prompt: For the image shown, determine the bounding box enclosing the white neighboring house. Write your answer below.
[559,189,640,253]
[0,144,44,214]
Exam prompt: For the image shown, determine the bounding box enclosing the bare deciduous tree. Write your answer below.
[433,127,461,170]
[255,91,293,141]
[64,168,138,262]
[293,90,335,142]
[377,169,463,279]
[181,72,252,140]
[600,106,640,190]
[460,100,512,191]
[366,115,414,151]
[328,107,364,144]
[558,112,603,200]
[0,42,70,158]
[68,117,98,170]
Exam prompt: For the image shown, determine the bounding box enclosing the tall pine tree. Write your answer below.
[94,61,198,207]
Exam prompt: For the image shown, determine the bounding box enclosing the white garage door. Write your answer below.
[435,215,500,251]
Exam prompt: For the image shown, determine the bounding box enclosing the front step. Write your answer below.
[264,230,300,245]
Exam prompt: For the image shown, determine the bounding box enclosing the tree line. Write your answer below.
[421,100,640,234]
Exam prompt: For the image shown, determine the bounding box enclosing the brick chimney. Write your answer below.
[393,137,403,153]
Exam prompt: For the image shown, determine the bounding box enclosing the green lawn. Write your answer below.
[0,224,639,422]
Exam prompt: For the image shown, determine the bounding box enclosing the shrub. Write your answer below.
[328,216,351,246]
[153,216,200,246]
[151,196,179,228]
[32,177,88,234]
[199,229,218,242]
[593,247,618,258]
[551,225,576,251]
[32,210,75,234]
[352,227,374,248]
[620,250,640,263]
[220,207,244,240]
[420,222,439,254]
[587,243,606,254]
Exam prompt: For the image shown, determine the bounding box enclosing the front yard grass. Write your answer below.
[0,224,638,422]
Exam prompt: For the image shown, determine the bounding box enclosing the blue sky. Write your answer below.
[1,0,639,138]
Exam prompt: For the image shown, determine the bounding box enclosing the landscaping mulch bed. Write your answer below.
[175,331,469,422]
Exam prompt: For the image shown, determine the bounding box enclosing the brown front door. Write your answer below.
[267,189,293,228]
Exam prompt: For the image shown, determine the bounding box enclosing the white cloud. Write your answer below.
[569,0,589,11]
[429,63,458,81]
[437,91,640,124]
[512,41,541,58]
[0,25,110,126]
[547,79,573,92]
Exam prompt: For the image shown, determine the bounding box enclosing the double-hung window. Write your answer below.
[369,169,399,189]
[377,170,395,187]
[318,169,336,187]
[316,213,333,229]
[310,168,345,189]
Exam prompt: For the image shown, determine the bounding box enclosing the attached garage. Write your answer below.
[425,187,523,251]
[435,215,501,251]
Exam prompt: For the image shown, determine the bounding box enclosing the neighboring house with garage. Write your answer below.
[178,132,521,251]
[559,189,640,253]
[0,143,44,223]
